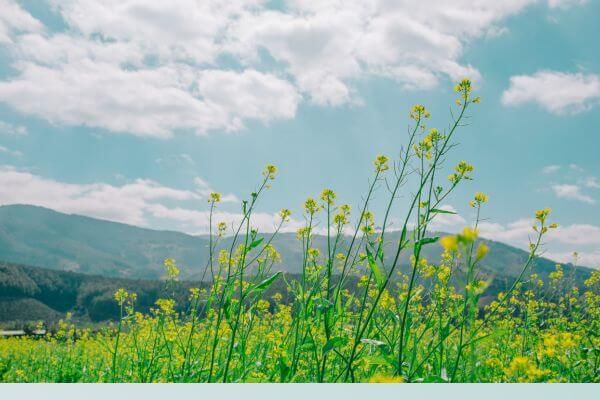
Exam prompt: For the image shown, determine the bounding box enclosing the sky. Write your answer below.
[0,0,599,267]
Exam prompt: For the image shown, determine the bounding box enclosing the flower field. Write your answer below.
[1,81,598,383]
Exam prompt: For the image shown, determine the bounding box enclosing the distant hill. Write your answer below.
[0,204,592,284]
[0,257,589,326]
[0,261,208,324]
[0,261,303,325]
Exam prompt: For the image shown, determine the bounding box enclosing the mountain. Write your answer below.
[0,261,204,324]
[0,204,594,325]
[0,204,208,279]
[0,261,299,325]
[0,204,592,284]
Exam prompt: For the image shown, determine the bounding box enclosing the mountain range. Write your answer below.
[0,204,591,281]
[0,204,593,325]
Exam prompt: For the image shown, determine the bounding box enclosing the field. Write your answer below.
[1,81,598,383]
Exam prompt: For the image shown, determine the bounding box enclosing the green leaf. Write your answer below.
[366,246,385,289]
[323,336,348,355]
[278,356,290,382]
[415,236,440,247]
[399,226,410,248]
[430,208,456,215]
[247,271,281,295]
[300,342,316,353]
[247,237,264,251]
[376,244,384,262]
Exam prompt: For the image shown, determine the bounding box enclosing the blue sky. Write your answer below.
[0,0,599,266]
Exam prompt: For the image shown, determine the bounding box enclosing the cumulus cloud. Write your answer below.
[479,219,536,245]
[501,71,600,114]
[145,203,303,234]
[547,0,588,9]
[0,166,240,227]
[0,0,43,43]
[582,176,600,189]
[551,184,596,204]
[479,219,600,268]
[0,120,27,136]
[0,61,299,138]
[427,205,467,231]
[542,165,561,174]
[545,250,600,268]
[0,0,586,137]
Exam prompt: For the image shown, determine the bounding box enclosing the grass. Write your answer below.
[0,80,598,383]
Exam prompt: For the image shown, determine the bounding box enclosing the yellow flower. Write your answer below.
[209,192,221,203]
[504,356,549,382]
[218,249,229,266]
[279,208,292,222]
[163,258,180,280]
[189,287,201,301]
[409,104,431,120]
[455,160,474,176]
[454,78,473,99]
[374,154,390,172]
[535,207,551,223]
[303,197,320,215]
[114,288,129,306]
[308,247,320,260]
[369,373,404,383]
[361,210,375,234]
[472,191,489,206]
[460,226,479,243]
[549,264,563,281]
[155,298,176,315]
[296,226,310,240]
[320,188,337,205]
[475,243,489,260]
[440,235,458,252]
[263,164,277,179]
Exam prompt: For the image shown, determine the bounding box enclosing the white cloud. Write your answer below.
[155,153,195,167]
[427,205,467,231]
[193,177,239,203]
[480,219,600,268]
[551,184,596,204]
[48,0,254,64]
[0,120,27,136]
[0,61,299,138]
[0,0,43,44]
[582,176,600,189]
[0,166,241,227]
[0,145,22,157]
[545,250,600,268]
[145,203,303,234]
[547,0,588,9]
[569,163,584,172]
[501,71,600,114]
[0,0,586,137]
[479,219,535,245]
[542,165,561,174]
[547,224,600,246]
